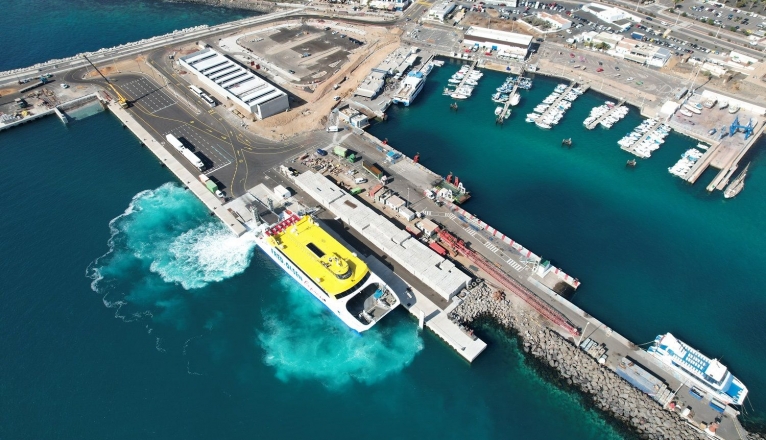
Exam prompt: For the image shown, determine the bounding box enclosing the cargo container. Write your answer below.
[362,160,385,180]
[199,174,223,197]
[429,242,448,257]
[631,32,644,40]
[166,134,185,152]
[333,145,356,162]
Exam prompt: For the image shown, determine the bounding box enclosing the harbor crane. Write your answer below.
[83,56,130,109]
[729,115,754,140]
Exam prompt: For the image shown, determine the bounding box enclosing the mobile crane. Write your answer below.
[83,56,130,109]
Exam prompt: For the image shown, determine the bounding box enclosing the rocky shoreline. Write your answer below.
[449,282,763,440]
[165,0,284,13]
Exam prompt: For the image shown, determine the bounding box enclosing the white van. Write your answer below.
[354,177,367,184]
[327,125,339,132]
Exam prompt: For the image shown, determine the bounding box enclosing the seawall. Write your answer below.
[451,282,719,440]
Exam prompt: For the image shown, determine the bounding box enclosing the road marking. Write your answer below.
[484,241,499,253]
[464,226,477,237]
[506,258,523,272]
[150,102,177,114]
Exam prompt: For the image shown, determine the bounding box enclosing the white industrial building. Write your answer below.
[294,171,471,300]
[427,1,456,22]
[179,48,289,120]
[581,3,641,24]
[463,27,533,60]
[536,12,571,31]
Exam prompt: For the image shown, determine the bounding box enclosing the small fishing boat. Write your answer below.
[708,128,717,135]
[626,159,637,167]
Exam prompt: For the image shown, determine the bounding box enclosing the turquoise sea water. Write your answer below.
[0,0,250,72]
[2,1,765,438]
[370,61,766,426]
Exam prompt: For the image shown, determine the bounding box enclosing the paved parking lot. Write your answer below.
[121,78,178,114]
[164,122,235,175]
[237,24,362,83]
[540,45,684,100]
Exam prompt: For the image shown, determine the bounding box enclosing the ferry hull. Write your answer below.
[254,229,397,333]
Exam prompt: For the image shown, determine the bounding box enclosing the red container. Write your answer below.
[429,242,447,257]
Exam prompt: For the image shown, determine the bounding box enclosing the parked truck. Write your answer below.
[362,160,385,181]
[631,32,644,40]
[181,148,205,171]
[165,134,184,152]
[333,145,356,163]
[198,174,224,198]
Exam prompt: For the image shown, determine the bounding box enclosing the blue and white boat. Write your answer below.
[393,71,426,106]
[647,333,748,406]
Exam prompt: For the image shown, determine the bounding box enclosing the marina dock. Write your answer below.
[620,119,663,157]
[454,60,477,92]
[536,82,576,124]
[585,99,625,130]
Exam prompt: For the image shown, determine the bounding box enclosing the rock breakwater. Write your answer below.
[450,282,717,439]
[168,0,284,13]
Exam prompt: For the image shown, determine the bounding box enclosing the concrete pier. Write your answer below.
[106,101,246,237]
[620,119,663,158]
[585,99,625,130]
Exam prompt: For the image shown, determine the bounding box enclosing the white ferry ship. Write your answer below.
[253,212,400,332]
[392,71,426,106]
[647,333,748,405]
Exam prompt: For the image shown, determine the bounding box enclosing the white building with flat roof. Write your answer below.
[179,48,288,120]
[463,27,533,59]
[294,171,470,300]
[427,1,456,21]
[582,3,641,24]
[536,12,571,31]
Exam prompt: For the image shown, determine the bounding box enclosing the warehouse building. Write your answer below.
[294,171,471,300]
[427,1,456,22]
[179,48,288,120]
[462,27,533,59]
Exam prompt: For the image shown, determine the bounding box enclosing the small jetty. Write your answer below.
[445,61,479,100]
[584,99,628,130]
[618,119,671,158]
[495,68,524,124]
[527,82,586,129]
[668,148,703,178]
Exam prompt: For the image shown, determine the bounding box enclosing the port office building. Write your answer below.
[179,48,289,120]
[294,171,471,300]
[462,27,533,60]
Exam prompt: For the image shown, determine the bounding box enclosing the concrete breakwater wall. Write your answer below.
[450,283,712,440]
[168,0,289,13]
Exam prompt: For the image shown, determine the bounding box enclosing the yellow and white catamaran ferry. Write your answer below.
[254,212,400,332]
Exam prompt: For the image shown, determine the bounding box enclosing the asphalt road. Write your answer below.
[62,56,312,199]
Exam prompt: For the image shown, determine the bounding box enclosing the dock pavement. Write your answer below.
[107,100,246,237]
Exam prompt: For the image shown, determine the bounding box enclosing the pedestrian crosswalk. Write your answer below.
[464,226,477,236]
[484,241,499,253]
[507,258,524,272]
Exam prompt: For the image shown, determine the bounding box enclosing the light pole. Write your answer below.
[577,321,590,347]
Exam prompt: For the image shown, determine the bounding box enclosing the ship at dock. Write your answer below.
[647,333,748,406]
[253,213,400,332]
[435,173,470,204]
[392,70,426,107]
[724,163,750,199]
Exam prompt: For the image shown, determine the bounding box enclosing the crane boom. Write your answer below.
[83,56,130,109]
